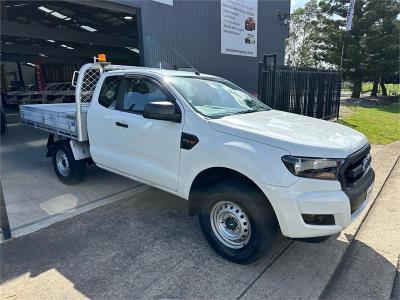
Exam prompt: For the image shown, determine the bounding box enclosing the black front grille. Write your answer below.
[339,144,371,188]
[339,144,374,214]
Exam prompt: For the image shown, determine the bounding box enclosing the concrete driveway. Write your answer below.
[1,107,140,229]
[1,105,399,298]
[1,142,399,299]
[0,187,290,299]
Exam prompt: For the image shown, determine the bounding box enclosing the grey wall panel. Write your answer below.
[139,0,289,92]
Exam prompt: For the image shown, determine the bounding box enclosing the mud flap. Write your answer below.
[69,140,91,160]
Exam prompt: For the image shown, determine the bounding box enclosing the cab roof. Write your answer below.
[105,66,219,79]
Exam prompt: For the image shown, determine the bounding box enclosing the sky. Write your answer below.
[291,0,308,12]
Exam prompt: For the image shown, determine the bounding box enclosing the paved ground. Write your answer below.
[392,260,400,299]
[1,141,399,299]
[321,159,400,299]
[1,107,140,228]
[0,187,290,299]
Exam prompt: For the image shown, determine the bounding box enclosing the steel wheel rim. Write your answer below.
[210,201,251,249]
[56,150,70,177]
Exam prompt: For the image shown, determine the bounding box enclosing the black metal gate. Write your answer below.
[258,54,342,120]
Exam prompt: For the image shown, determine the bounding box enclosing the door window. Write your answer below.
[122,78,170,113]
[98,76,122,109]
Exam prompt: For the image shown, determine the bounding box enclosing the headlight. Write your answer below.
[281,155,344,180]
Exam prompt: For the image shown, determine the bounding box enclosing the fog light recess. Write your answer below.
[302,214,335,225]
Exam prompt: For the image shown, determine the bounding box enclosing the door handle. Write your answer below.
[115,121,128,128]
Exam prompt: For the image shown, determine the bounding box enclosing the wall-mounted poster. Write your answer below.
[221,0,258,57]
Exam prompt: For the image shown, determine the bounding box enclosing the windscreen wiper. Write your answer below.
[236,109,257,115]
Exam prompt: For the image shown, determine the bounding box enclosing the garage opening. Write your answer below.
[1,1,141,94]
[0,1,143,235]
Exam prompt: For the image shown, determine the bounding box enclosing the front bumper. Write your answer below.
[260,168,374,238]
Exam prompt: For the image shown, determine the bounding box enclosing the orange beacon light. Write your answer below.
[97,54,107,62]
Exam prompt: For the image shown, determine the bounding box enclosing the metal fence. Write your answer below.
[258,54,342,120]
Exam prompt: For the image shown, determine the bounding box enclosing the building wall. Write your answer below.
[108,0,290,92]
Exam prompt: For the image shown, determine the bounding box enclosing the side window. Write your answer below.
[98,76,122,109]
[122,78,170,113]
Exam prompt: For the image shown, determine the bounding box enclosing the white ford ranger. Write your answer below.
[20,60,375,264]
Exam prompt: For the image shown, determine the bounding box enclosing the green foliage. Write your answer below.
[339,103,400,144]
[285,0,322,67]
[289,0,400,98]
[363,1,400,84]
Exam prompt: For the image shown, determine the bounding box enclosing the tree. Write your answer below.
[317,0,369,98]
[285,0,321,67]
[317,0,400,98]
[363,0,400,97]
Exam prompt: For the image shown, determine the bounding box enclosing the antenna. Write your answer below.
[171,47,200,75]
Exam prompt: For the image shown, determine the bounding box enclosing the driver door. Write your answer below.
[109,75,183,192]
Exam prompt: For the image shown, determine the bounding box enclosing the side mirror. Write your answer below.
[143,101,181,123]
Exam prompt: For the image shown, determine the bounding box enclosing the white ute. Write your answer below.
[20,59,375,263]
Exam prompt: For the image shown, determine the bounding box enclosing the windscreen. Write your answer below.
[167,76,269,118]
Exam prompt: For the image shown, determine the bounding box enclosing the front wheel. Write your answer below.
[52,141,86,185]
[199,180,277,264]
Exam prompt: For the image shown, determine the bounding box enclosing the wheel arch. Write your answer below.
[46,134,70,157]
[188,167,277,219]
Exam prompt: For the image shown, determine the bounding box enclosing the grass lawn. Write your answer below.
[339,102,400,144]
[342,82,399,96]
[362,82,400,95]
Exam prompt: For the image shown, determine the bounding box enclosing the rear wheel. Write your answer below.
[52,141,86,185]
[199,180,277,264]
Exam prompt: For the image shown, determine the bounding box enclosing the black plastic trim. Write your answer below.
[115,121,128,128]
[291,235,332,243]
[181,132,199,150]
[338,143,371,188]
[339,144,375,214]
[346,168,374,213]
[302,214,335,225]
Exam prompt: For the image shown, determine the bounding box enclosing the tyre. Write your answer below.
[52,141,86,185]
[199,179,277,264]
